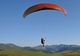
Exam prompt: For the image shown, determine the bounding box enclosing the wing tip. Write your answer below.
[63,8,67,16]
[64,11,67,16]
[23,14,26,18]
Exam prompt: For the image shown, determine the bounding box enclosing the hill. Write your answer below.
[0,43,80,56]
[0,43,80,53]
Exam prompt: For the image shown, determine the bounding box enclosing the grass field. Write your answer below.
[0,50,80,56]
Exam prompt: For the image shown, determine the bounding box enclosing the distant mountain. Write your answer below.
[33,44,80,53]
[0,43,22,51]
[0,43,80,53]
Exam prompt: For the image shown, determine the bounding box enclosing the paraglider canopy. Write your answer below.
[23,3,67,17]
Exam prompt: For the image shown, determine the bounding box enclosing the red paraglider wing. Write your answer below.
[23,3,67,17]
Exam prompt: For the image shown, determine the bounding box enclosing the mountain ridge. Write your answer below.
[0,43,80,53]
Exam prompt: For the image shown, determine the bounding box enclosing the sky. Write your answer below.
[0,0,80,47]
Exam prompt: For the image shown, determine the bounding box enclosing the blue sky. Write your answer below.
[0,0,80,47]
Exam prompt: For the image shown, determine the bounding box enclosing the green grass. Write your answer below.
[0,50,80,56]
[0,51,49,56]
